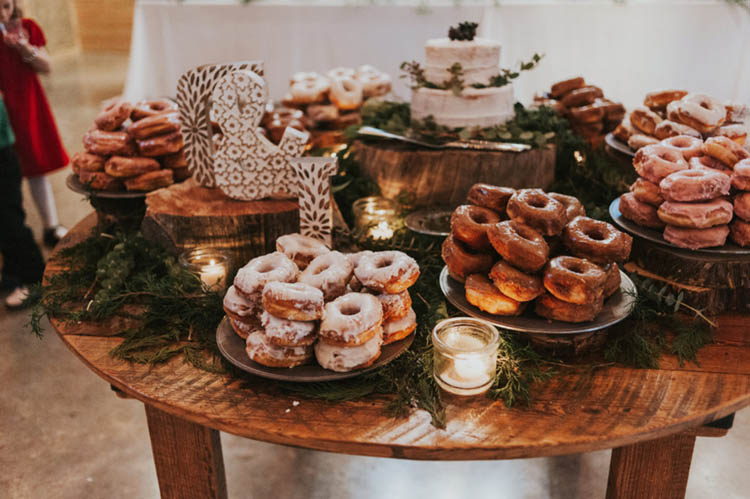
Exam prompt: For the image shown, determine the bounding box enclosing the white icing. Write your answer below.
[383,307,417,339]
[326,67,355,81]
[262,281,324,314]
[354,251,419,293]
[329,77,363,111]
[376,290,411,319]
[245,330,311,361]
[261,310,317,345]
[299,251,353,301]
[353,66,392,98]
[232,318,261,337]
[223,285,258,317]
[320,293,382,342]
[234,252,298,295]
[676,94,726,127]
[411,85,515,129]
[276,233,330,269]
[314,329,383,372]
[423,37,501,86]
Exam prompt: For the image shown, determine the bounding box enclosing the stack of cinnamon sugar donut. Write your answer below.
[222,233,420,372]
[619,132,750,248]
[71,99,189,192]
[612,91,749,151]
[443,185,632,323]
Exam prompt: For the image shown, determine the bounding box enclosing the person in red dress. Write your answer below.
[0,0,69,247]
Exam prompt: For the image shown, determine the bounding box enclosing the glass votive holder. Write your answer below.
[179,247,231,292]
[432,317,499,396]
[352,196,402,240]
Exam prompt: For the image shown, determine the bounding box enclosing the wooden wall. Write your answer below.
[71,0,134,52]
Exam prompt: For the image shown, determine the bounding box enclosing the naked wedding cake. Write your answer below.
[408,22,515,129]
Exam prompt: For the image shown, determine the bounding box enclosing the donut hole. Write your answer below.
[257,263,275,273]
[471,212,489,224]
[375,257,394,269]
[528,197,548,209]
[585,228,608,241]
[565,261,586,274]
[339,304,361,316]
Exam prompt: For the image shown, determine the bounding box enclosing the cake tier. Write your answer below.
[424,37,501,86]
[411,85,514,129]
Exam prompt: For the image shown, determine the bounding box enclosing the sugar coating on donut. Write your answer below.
[659,168,730,202]
[314,329,383,372]
[245,330,313,366]
[689,156,733,176]
[276,233,330,270]
[676,94,726,131]
[383,307,417,343]
[375,290,412,321]
[663,224,729,250]
[734,192,750,222]
[260,310,317,346]
[262,281,324,316]
[231,317,261,339]
[730,219,750,247]
[234,252,299,296]
[354,251,420,293]
[633,144,689,183]
[320,293,383,344]
[299,251,353,301]
[662,135,703,160]
[223,285,259,318]
[657,199,734,229]
[619,193,664,229]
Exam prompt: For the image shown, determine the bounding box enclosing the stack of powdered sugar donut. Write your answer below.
[222,233,420,372]
[442,185,632,323]
[618,132,750,248]
[71,99,189,192]
[612,91,748,151]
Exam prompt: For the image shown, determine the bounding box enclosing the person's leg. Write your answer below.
[26,174,67,246]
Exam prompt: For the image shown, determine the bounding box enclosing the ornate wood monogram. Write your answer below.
[288,157,338,246]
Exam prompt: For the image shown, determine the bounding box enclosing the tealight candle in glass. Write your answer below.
[179,247,231,292]
[432,318,499,396]
[352,196,402,240]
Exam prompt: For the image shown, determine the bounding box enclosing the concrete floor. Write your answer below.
[2,52,749,499]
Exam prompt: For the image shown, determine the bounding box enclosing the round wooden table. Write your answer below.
[48,215,750,499]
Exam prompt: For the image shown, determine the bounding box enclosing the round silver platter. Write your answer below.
[404,208,453,236]
[605,132,635,157]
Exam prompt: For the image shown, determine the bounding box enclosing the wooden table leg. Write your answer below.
[606,431,697,499]
[145,404,228,499]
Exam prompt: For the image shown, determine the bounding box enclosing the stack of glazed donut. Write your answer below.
[222,233,420,372]
[442,184,632,323]
[534,76,625,144]
[71,99,189,192]
[619,133,750,248]
[612,90,749,152]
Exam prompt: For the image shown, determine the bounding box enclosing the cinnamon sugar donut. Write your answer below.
[489,260,544,302]
[628,134,659,151]
[246,329,313,368]
[548,192,586,221]
[690,155,733,176]
[657,199,733,229]
[260,310,317,347]
[441,235,494,282]
[487,220,549,273]
[563,216,632,264]
[630,107,663,135]
[104,156,161,178]
[662,135,703,160]
[138,131,184,157]
[299,251,353,301]
[223,285,259,323]
[535,293,603,323]
[630,178,664,206]
[673,94,726,133]
[730,218,750,247]
[600,263,621,298]
[262,281,324,321]
[653,120,701,140]
[84,130,137,157]
[732,159,750,190]
[123,169,174,191]
[319,293,383,346]
[71,152,105,172]
[131,99,178,121]
[235,252,299,299]
[619,192,665,229]
[659,168,731,202]
[382,307,417,345]
[644,90,688,113]
[466,183,515,215]
[702,136,750,166]
[550,77,585,99]
[734,192,750,222]
[451,205,502,249]
[354,251,420,294]
[375,290,412,321]
[315,330,383,372]
[543,256,606,305]
[663,225,729,250]
[633,144,688,183]
[128,112,181,140]
[276,233,330,270]
[465,274,524,316]
[95,100,133,131]
[506,189,567,236]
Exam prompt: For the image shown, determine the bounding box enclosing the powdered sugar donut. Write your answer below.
[662,135,703,160]
[659,169,731,202]
[673,94,726,133]
[329,77,363,111]
[382,307,417,345]
[245,329,313,368]
[374,290,412,321]
[689,155,733,176]
[663,225,729,250]
[223,285,260,322]
[262,281,324,321]
[319,293,383,346]
[354,251,420,294]
[299,251,353,301]
[260,310,317,347]
[732,159,750,190]
[276,233,330,270]
[702,136,750,166]
[619,192,665,229]
[633,144,688,183]
[314,329,383,372]
[734,192,750,222]
[657,199,734,229]
[234,252,298,299]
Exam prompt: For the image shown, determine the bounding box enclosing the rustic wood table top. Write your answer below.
[46,214,750,499]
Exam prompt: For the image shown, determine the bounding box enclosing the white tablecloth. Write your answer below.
[124,1,750,108]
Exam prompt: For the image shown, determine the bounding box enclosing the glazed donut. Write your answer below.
[734,192,750,222]
[260,310,317,348]
[466,183,515,215]
[627,134,659,151]
[299,251,353,301]
[326,67,356,81]
[600,263,621,298]
[354,65,392,98]
[234,252,299,299]
[375,290,412,322]
[618,192,665,229]
[319,292,383,346]
[355,251,420,294]
[673,94,726,133]
[246,329,313,368]
[123,169,174,191]
[71,152,105,172]
[506,189,567,236]
[633,144,688,184]
[128,112,181,140]
[712,124,747,146]
[315,329,383,372]
[663,224,729,250]
[223,285,259,323]
[689,155,733,176]
[95,100,133,131]
[569,103,605,124]
[702,136,750,166]
[329,77,364,111]
[596,99,626,122]
[662,135,703,161]
[276,233,330,270]
[563,216,632,264]
[382,307,417,345]
[535,293,603,323]
[612,120,634,143]
[643,90,688,113]
[131,99,178,121]
[450,205,502,249]
[104,156,161,178]
[465,273,524,316]
[657,199,733,229]
[550,77,585,99]
[230,317,260,340]
[160,151,187,170]
[83,129,137,157]
[543,256,606,305]
[653,120,701,140]
[289,72,330,105]
[630,107,663,135]
[732,159,750,190]
[489,260,544,302]
[262,281,324,321]
[306,104,339,123]
[561,86,603,109]
[547,192,586,221]
[729,218,750,247]
[77,170,123,191]
[138,131,184,157]
[665,100,681,122]
[630,178,663,206]
[441,235,494,282]
[725,102,750,124]
[346,250,373,291]
[659,168,730,202]
[488,220,549,273]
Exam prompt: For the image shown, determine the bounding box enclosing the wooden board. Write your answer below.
[352,140,556,207]
[141,178,299,273]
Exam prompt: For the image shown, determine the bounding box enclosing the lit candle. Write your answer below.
[179,248,231,292]
[352,196,402,240]
[198,258,227,290]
